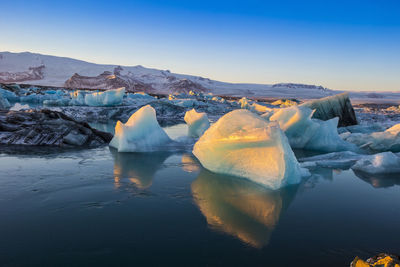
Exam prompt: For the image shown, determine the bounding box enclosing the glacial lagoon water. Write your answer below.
[1,124,400,266]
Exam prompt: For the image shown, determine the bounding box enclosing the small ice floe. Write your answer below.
[192,109,307,190]
[271,99,299,107]
[351,152,400,174]
[299,151,364,170]
[237,97,274,114]
[184,109,210,138]
[0,87,19,102]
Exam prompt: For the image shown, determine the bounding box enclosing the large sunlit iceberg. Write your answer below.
[84,87,125,106]
[351,152,400,174]
[269,105,354,152]
[109,105,172,152]
[192,109,306,190]
[184,109,210,137]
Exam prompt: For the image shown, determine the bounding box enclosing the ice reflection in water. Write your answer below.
[181,153,200,173]
[353,170,400,188]
[191,169,299,248]
[110,147,171,189]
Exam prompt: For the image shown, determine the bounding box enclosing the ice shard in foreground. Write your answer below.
[193,109,305,189]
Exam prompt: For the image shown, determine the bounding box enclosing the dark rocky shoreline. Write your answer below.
[0,109,112,147]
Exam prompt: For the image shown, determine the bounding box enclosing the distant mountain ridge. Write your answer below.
[1,51,399,102]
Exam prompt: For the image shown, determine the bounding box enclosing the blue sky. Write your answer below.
[1,0,399,91]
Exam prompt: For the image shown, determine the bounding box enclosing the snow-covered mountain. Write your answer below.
[1,51,399,102]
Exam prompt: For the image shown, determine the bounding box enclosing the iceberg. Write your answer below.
[0,94,10,109]
[271,99,299,107]
[0,88,19,102]
[270,105,354,152]
[127,92,155,100]
[238,97,251,109]
[351,152,400,174]
[109,105,172,152]
[300,93,357,127]
[343,123,400,152]
[184,109,210,137]
[192,109,305,189]
[84,87,125,106]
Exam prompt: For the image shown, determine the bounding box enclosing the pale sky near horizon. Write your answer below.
[1,0,399,91]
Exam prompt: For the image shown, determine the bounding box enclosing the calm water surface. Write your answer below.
[1,124,400,266]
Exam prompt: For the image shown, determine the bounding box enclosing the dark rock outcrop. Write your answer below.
[168,78,208,94]
[64,68,155,93]
[272,83,328,92]
[0,65,45,83]
[0,109,112,146]
[301,93,358,127]
[55,101,186,126]
[350,253,400,266]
